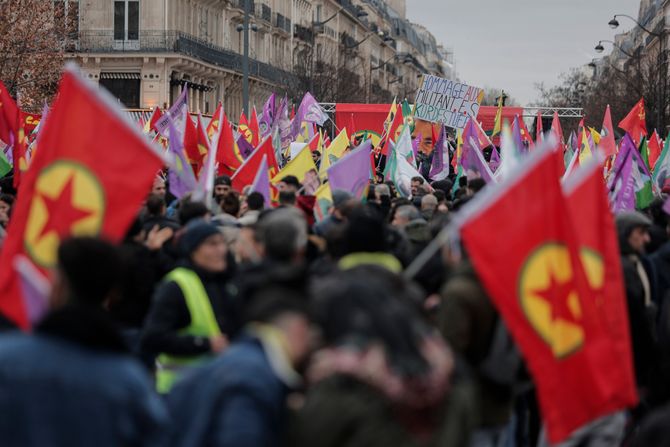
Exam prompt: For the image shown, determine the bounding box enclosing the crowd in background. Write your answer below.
[1,159,670,447]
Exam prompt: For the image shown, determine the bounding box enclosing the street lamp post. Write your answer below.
[608,14,660,36]
[309,7,369,94]
[595,40,637,57]
[609,13,666,131]
[368,53,409,102]
[242,0,250,117]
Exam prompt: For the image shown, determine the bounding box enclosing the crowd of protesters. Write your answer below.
[1,156,670,447]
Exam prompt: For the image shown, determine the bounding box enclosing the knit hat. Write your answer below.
[615,211,652,238]
[180,219,221,255]
[332,189,353,209]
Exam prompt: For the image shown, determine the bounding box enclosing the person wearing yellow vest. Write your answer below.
[141,219,237,393]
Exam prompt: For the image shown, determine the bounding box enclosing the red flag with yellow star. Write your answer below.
[563,155,638,411]
[618,98,647,145]
[206,102,223,140]
[457,142,625,443]
[0,66,165,329]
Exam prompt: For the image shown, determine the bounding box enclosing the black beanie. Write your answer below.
[180,219,221,256]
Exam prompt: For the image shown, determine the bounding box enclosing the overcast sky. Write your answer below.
[406,0,640,105]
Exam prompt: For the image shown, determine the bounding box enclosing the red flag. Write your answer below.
[518,117,535,150]
[148,107,163,132]
[215,110,243,177]
[207,102,223,140]
[238,111,255,145]
[648,130,662,170]
[231,137,278,192]
[249,107,260,147]
[618,98,647,145]
[183,114,203,174]
[599,105,617,157]
[195,114,210,174]
[551,111,564,148]
[458,145,626,443]
[563,158,638,412]
[536,111,543,143]
[0,81,20,145]
[0,82,28,187]
[22,113,41,134]
[307,132,320,152]
[0,68,164,329]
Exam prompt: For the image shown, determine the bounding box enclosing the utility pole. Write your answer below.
[242,0,250,116]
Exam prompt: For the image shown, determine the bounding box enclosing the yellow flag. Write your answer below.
[579,128,593,164]
[320,128,349,179]
[588,127,601,145]
[271,146,317,184]
[492,91,504,137]
[314,182,333,222]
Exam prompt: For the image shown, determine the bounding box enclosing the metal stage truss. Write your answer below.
[318,103,583,119]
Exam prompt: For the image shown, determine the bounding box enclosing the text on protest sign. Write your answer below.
[414,75,484,129]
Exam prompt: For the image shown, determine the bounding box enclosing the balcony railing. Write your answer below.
[294,24,314,42]
[260,4,271,22]
[233,0,255,15]
[77,30,295,86]
[336,0,361,20]
[340,32,358,49]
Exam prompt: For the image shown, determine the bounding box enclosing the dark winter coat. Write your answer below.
[438,262,514,428]
[166,335,294,447]
[141,262,241,357]
[0,305,168,447]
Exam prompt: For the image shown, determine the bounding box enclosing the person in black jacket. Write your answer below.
[615,211,662,412]
[141,219,240,393]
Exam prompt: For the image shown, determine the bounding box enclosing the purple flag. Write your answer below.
[429,127,446,179]
[609,134,642,212]
[167,114,197,198]
[327,140,372,200]
[462,119,494,183]
[250,154,271,206]
[412,132,422,162]
[609,146,636,212]
[569,130,579,153]
[301,92,328,125]
[290,92,328,139]
[276,96,292,152]
[511,116,526,154]
[259,93,276,138]
[489,145,501,172]
[155,87,188,138]
[236,134,255,160]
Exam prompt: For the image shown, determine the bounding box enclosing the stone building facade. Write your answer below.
[71,0,454,117]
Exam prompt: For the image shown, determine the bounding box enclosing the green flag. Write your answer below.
[0,150,11,178]
[652,133,670,190]
[639,138,651,171]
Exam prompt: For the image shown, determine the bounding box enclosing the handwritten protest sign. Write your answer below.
[414,75,484,129]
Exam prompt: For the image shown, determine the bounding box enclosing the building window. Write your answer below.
[114,0,139,41]
[99,73,141,108]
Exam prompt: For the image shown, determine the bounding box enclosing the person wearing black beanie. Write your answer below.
[141,219,239,393]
